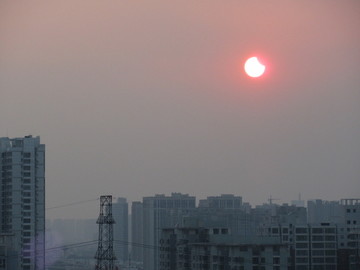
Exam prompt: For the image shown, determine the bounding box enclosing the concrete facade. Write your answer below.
[142,193,196,270]
[159,226,289,270]
[0,136,45,270]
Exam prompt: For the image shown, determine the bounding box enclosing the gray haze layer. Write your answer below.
[0,1,359,218]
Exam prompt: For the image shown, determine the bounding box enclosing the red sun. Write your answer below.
[244,57,266,78]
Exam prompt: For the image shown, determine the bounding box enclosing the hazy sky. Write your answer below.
[1,1,359,219]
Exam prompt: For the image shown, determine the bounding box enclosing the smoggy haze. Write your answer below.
[1,1,359,218]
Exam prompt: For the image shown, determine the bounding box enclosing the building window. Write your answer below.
[312,235,323,241]
[296,250,308,256]
[296,257,308,264]
[325,235,335,241]
[325,243,336,248]
[296,228,307,234]
[296,243,308,248]
[297,235,308,241]
[23,153,31,158]
[325,228,335,234]
[312,243,324,249]
[312,257,324,263]
[22,185,31,190]
[312,228,323,234]
[23,245,31,250]
[325,257,336,263]
[312,250,324,256]
[325,250,336,256]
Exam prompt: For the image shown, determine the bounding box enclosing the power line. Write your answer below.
[4,238,292,269]
[46,198,99,210]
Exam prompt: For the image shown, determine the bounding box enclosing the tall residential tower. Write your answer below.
[113,197,129,264]
[0,136,45,270]
[142,193,196,270]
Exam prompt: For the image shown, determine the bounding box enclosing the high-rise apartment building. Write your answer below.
[197,195,254,238]
[159,226,290,270]
[113,197,129,264]
[198,194,243,209]
[261,223,338,269]
[142,193,196,270]
[0,136,45,270]
[307,200,344,224]
[131,201,143,264]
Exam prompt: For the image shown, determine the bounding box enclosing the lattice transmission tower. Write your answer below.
[95,195,116,270]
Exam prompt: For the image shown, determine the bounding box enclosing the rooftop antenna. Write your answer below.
[95,195,116,270]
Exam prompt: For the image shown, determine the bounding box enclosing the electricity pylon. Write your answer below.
[95,195,116,270]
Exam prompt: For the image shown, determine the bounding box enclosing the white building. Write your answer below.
[0,136,45,270]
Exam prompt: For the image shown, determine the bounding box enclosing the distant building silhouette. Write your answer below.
[113,197,129,264]
[198,194,242,209]
[307,199,344,224]
[131,201,143,264]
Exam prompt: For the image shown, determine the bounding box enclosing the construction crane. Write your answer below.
[268,195,280,205]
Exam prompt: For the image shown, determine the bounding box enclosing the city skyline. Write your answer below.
[45,192,357,221]
[45,193,360,269]
[1,1,359,220]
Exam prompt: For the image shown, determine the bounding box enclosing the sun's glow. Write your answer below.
[244,57,266,78]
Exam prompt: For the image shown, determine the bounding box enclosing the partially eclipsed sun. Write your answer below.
[244,57,266,78]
